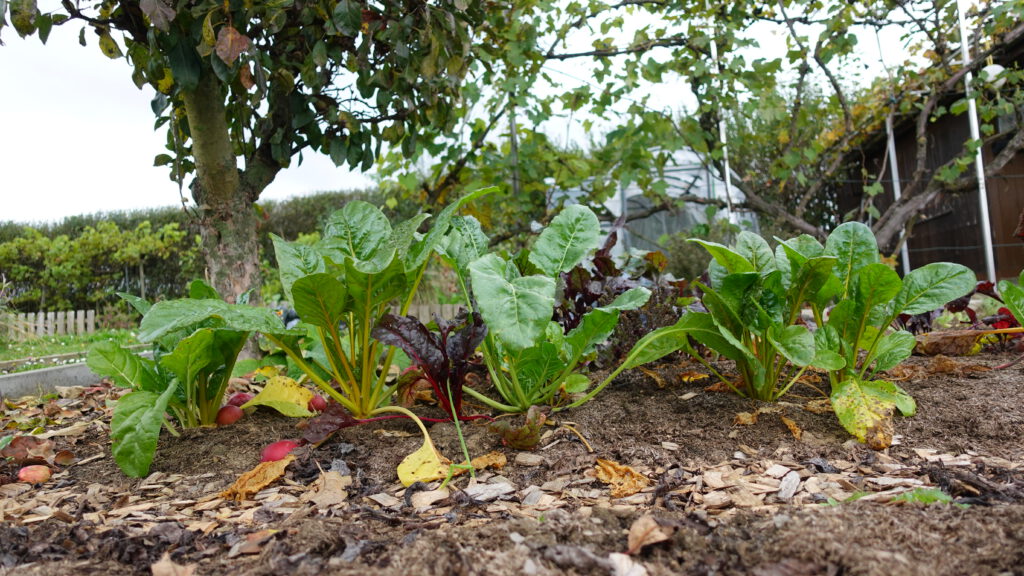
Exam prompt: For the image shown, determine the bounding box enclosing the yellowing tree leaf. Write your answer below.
[627,514,675,555]
[216,25,251,65]
[220,454,294,501]
[595,458,649,498]
[637,366,667,388]
[241,375,314,417]
[98,30,123,59]
[397,439,451,487]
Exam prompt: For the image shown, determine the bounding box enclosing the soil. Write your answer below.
[2,352,1024,576]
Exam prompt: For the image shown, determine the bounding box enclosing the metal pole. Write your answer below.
[956,0,997,281]
[885,115,912,276]
[708,38,735,216]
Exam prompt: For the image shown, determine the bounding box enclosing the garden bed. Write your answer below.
[1,352,1023,575]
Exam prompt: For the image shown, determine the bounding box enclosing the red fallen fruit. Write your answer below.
[261,440,300,462]
[216,405,244,426]
[308,394,327,412]
[227,392,255,407]
[18,465,51,484]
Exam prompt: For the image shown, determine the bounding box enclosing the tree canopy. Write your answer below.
[2,0,482,300]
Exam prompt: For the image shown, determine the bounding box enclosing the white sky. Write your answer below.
[0,26,373,225]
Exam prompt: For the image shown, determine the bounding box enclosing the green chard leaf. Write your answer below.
[469,254,555,350]
[894,263,976,315]
[529,204,601,276]
[110,383,177,478]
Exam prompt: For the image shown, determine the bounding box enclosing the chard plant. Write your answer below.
[687,223,975,448]
[438,205,653,413]
[259,188,493,421]
[87,281,294,477]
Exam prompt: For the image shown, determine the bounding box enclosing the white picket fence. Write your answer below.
[404,303,463,320]
[3,304,463,343]
[5,310,96,341]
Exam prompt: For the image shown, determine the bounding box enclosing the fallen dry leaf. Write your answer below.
[802,398,833,415]
[733,411,758,426]
[627,514,675,554]
[301,470,352,509]
[397,438,451,487]
[678,370,710,383]
[780,415,802,440]
[915,331,982,356]
[220,454,295,501]
[638,366,668,388]
[150,552,196,576]
[595,459,650,498]
[470,451,508,471]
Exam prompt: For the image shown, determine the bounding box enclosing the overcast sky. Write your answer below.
[0,9,910,226]
[0,27,373,225]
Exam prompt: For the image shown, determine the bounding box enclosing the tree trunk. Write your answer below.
[182,72,262,305]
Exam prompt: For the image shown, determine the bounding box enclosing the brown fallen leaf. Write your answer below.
[150,552,196,576]
[470,451,508,471]
[915,331,982,356]
[733,411,758,426]
[802,398,833,415]
[228,529,278,558]
[780,415,802,440]
[301,470,352,509]
[595,459,650,498]
[627,514,675,554]
[220,454,295,501]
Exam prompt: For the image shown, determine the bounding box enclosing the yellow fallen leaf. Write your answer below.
[240,375,314,417]
[803,398,833,415]
[595,458,649,498]
[471,451,507,471]
[678,370,710,383]
[780,415,802,440]
[220,454,295,501]
[638,366,668,388]
[397,439,451,487]
[627,514,675,554]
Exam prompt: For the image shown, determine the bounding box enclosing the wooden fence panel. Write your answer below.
[8,310,98,342]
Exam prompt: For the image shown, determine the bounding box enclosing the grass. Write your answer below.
[0,329,139,370]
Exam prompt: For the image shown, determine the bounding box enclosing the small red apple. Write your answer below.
[227,392,254,407]
[308,394,327,412]
[18,465,51,484]
[261,440,300,462]
[216,405,244,426]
